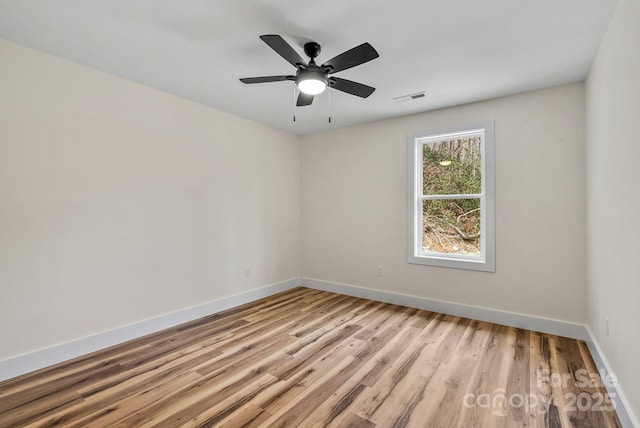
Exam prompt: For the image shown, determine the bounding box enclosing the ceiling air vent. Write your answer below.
[393,91,426,103]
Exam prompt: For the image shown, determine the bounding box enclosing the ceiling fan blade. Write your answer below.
[321,43,379,74]
[330,77,376,98]
[240,75,294,84]
[296,92,314,107]
[260,35,306,68]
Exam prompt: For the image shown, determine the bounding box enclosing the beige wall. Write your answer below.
[586,0,640,419]
[0,39,300,360]
[301,83,586,323]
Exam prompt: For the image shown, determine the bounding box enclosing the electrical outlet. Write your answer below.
[244,267,251,277]
[377,266,384,277]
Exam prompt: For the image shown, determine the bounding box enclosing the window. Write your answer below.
[408,121,495,272]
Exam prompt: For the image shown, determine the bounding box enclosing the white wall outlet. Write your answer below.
[244,267,251,277]
[377,265,384,277]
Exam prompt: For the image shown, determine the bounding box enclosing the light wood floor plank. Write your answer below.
[0,287,622,427]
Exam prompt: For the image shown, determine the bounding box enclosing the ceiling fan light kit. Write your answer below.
[240,35,379,109]
[297,70,327,95]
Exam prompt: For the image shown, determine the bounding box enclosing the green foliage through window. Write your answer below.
[421,137,482,256]
[422,137,481,195]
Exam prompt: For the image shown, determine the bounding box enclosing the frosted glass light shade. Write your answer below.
[298,78,327,95]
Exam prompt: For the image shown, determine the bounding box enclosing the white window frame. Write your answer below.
[407,121,495,272]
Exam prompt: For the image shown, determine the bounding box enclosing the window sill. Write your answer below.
[408,253,495,272]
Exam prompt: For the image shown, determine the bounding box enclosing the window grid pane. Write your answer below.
[421,198,481,256]
[421,136,482,196]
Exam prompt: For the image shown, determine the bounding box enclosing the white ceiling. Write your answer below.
[0,0,617,135]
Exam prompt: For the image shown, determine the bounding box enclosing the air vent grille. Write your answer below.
[393,91,426,103]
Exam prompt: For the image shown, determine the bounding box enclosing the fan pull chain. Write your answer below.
[328,87,332,124]
[292,85,296,122]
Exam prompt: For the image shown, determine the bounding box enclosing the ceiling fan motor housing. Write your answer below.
[297,67,327,85]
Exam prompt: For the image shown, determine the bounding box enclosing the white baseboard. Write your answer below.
[0,278,301,382]
[584,326,639,428]
[301,277,587,339]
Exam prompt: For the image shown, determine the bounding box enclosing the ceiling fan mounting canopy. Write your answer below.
[303,42,321,60]
[240,35,379,107]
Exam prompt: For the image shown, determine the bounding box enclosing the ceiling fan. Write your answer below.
[240,35,379,107]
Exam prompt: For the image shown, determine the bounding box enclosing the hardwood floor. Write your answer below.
[0,287,621,427]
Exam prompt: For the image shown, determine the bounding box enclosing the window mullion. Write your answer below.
[420,194,482,200]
